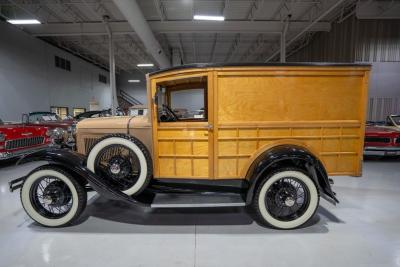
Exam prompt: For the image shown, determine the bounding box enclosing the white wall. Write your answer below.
[367,62,400,120]
[0,21,112,121]
[368,62,400,98]
[117,71,148,104]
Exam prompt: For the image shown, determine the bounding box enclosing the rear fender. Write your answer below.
[12,148,146,206]
[245,145,338,205]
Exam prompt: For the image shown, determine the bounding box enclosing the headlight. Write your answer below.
[0,133,5,142]
[47,128,65,140]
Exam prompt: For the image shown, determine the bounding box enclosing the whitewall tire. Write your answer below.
[20,166,87,227]
[87,135,152,196]
[253,168,319,229]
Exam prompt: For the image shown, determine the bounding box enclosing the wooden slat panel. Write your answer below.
[216,124,362,178]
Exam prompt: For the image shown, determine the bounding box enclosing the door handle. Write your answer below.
[207,123,213,131]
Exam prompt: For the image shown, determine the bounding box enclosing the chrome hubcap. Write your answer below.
[110,163,121,174]
[284,197,295,207]
[43,195,53,205]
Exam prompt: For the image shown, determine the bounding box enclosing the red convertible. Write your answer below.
[0,118,51,160]
[26,111,75,148]
[364,125,400,156]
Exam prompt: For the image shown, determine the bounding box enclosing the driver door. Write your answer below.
[151,72,214,179]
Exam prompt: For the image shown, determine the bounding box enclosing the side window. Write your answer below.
[73,108,86,117]
[156,76,207,122]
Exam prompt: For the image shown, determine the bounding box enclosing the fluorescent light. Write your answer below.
[137,63,154,67]
[193,15,224,21]
[7,19,41,25]
[128,79,140,83]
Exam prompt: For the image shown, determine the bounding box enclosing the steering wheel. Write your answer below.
[160,104,179,122]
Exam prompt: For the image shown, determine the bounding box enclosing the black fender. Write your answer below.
[245,145,338,205]
[11,148,148,206]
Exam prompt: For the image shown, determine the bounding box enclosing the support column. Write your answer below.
[280,19,290,63]
[172,48,182,66]
[104,16,118,115]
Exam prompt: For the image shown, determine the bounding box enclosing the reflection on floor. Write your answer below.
[0,156,399,267]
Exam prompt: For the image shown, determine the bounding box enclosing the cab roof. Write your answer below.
[149,62,371,76]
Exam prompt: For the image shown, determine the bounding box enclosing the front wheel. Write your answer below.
[252,168,319,229]
[20,166,87,227]
[86,135,152,196]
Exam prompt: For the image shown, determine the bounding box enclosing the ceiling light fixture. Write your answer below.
[128,80,140,83]
[137,63,154,67]
[193,15,224,21]
[7,19,41,25]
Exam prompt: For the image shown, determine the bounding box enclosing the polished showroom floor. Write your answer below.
[0,157,399,267]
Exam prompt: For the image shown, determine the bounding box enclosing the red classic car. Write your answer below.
[26,112,75,148]
[364,125,400,156]
[0,118,51,160]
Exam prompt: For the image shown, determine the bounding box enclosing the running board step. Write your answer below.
[150,193,246,208]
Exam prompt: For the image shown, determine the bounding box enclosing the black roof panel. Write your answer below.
[149,62,371,76]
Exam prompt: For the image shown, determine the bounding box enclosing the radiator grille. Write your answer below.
[84,138,99,154]
[5,136,45,150]
[365,137,391,143]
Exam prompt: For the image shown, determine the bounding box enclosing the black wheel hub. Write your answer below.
[106,156,132,179]
[265,178,310,221]
[94,144,141,191]
[42,181,72,206]
[274,185,298,208]
[30,177,73,219]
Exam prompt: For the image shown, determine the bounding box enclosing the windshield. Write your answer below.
[29,113,61,122]
[391,116,400,126]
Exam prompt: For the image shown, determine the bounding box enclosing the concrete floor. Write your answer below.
[0,158,399,267]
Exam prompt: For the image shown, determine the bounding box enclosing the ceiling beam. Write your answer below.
[25,20,331,36]
[112,0,170,69]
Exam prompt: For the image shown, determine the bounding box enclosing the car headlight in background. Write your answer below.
[46,128,65,140]
[0,133,5,142]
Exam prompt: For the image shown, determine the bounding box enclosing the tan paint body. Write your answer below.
[77,65,371,180]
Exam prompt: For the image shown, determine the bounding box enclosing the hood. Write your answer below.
[77,115,151,130]
[366,126,400,135]
[28,121,73,128]
[0,124,48,140]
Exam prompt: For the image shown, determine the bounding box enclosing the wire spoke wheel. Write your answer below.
[265,177,310,222]
[29,176,73,219]
[21,167,87,227]
[94,144,141,191]
[253,168,319,229]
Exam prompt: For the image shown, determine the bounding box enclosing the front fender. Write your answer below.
[12,148,147,206]
[245,145,338,205]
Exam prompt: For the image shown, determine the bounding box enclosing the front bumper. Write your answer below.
[364,146,400,156]
[0,144,50,160]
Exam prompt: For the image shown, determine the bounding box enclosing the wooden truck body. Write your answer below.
[149,64,370,180]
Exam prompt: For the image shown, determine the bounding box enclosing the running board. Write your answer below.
[150,193,246,208]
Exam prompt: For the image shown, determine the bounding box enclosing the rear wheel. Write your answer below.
[20,166,87,227]
[87,135,152,196]
[252,168,319,229]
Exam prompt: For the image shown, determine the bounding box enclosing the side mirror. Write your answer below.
[21,114,29,124]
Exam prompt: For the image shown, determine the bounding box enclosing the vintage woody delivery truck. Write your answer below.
[10,63,371,229]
